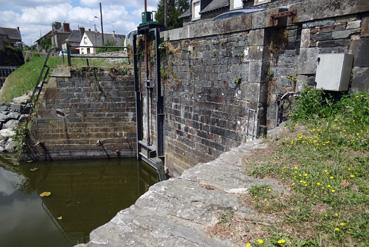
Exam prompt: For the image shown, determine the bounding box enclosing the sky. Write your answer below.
[0,0,159,45]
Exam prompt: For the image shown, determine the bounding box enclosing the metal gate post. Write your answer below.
[155,27,164,158]
[133,34,143,159]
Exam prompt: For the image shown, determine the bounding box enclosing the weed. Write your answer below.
[244,91,369,246]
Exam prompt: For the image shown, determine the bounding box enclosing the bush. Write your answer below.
[291,88,336,121]
[0,46,24,66]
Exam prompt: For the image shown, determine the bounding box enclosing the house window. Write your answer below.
[192,0,200,20]
[232,0,243,9]
[84,37,88,45]
[87,48,90,54]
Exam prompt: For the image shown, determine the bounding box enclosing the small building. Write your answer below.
[62,27,85,54]
[35,22,72,51]
[180,0,286,22]
[79,31,125,55]
[34,31,52,51]
[0,27,22,50]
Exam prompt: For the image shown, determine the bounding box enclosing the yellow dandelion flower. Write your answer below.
[245,242,252,247]
[334,227,340,232]
[327,185,332,188]
[330,176,334,179]
[350,174,355,178]
[257,239,264,245]
[277,239,286,245]
[316,182,321,186]
[331,189,336,193]
[339,222,346,227]
[303,173,308,177]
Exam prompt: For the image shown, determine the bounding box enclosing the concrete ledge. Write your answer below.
[162,0,369,41]
[28,149,136,161]
[77,135,288,247]
[50,67,71,78]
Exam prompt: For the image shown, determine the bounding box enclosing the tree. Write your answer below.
[156,0,189,29]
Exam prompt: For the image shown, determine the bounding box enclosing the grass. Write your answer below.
[0,53,128,103]
[242,90,369,246]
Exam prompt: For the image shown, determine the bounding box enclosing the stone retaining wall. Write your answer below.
[151,0,369,176]
[28,67,136,160]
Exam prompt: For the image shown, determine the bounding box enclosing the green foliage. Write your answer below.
[38,36,51,50]
[96,40,122,53]
[291,90,369,149]
[156,0,189,29]
[0,46,24,66]
[246,92,369,245]
[249,185,273,199]
[14,122,29,155]
[290,88,336,121]
[233,77,242,87]
[0,54,122,103]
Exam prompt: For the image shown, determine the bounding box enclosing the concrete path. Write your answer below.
[77,139,287,247]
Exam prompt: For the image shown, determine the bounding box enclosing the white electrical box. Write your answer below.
[315,53,353,91]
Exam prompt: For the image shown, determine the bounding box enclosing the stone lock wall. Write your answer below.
[155,0,369,176]
[296,15,369,92]
[161,32,262,176]
[27,0,369,175]
[28,67,136,160]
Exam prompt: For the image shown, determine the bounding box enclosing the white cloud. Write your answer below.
[80,0,158,8]
[0,0,159,45]
[0,0,66,6]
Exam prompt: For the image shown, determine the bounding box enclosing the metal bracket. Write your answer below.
[146,79,155,89]
[271,10,296,26]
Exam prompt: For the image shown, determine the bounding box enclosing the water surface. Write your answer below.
[0,157,158,247]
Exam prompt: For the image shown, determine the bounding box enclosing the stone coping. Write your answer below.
[77,134,289,247]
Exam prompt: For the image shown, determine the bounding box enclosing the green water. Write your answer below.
[0,157,158,247]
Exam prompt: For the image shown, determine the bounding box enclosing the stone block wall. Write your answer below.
[159,31,265,176]
[296,14,369,93]
[155,0,369,176]
[28,67,136,160]
[258,14,369,129]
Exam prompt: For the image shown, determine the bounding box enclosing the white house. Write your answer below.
[79,31,125,55]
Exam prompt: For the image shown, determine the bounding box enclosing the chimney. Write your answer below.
[52,22,61,31]
[63,22,71,32]
[88,28,91,31]
[79,27,85,35]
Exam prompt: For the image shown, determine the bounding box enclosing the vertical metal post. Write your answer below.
[100,2,104,45]
[144,29,151,146]
[155,27,164,157]
[67,43,71,66]
[133,34,143,159]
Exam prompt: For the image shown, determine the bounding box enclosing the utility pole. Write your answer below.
[99,2,104,45]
